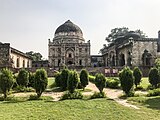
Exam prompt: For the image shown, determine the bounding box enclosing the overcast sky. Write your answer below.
[0,0,160,59]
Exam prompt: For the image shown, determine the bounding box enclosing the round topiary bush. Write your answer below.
[133,67,142,88]
[34,69,48,98]
[0,68,14,99]
[67,70,79,93]
[94,73,106,93]
[119,67,134,96]
[80,69,89,90]
[149,67,160,88]
[16,69,29,87]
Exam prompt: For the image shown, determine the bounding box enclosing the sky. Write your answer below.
[0,0,160,59]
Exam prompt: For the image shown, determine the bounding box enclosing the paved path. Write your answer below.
[86,82,140,109]
[12,82,147,109]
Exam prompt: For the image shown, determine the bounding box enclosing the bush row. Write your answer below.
[0,68,48,99]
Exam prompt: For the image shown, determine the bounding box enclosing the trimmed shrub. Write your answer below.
[80,69,89,90]
[147,88,160,96]
[0,68,14,99]
[134,85,144,91]
[155,58,160,68]
[16,69,29,87]
[77,82,83,89]
[106,78,120,89]
[95,73,106,93]
[89,75,95,83]
[12,73,18,89]
[90,92,106,99]
[34,69,48,98]
[119,67,134,96]
[67,70,79,93]
[28,72,35,87]
[54,72,61,87]
[61,69,70,90]
[147,84,154,90]
[149,67,160,88]
[133,67,142,88]
[61,91,83,100]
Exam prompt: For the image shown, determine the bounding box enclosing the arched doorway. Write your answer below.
[68,61,73,65]
[119,53,125,66]
[142,49,152,66]
[65,48,75,66]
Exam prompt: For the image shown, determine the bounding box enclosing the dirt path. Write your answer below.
[86,82,140,109]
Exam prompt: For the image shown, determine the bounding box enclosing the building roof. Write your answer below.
[11,47,32,60]
[55,20,83,35]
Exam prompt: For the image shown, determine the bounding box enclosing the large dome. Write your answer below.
[55,20,83,35]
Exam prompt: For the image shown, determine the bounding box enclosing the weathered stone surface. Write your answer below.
[101,33,159,67]
[0,42,32,68]
[49,20,91,67]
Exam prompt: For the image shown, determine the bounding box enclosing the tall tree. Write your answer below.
[134,29,147,38]
[26,51,42,61]
[106,27,147,43]
[106,27,129,42]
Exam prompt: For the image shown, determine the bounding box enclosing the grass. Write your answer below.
[0,77,159,119]
[0,98,160,120]
[128,96,160,110]
[47,77,55,89]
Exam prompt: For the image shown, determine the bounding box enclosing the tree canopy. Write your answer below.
[26,51,43,61]
[105,27,147,43]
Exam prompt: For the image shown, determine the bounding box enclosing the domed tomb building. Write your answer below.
[48,20,91,67]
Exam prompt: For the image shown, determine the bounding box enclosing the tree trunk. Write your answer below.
[37,91,42,98]
[83,87,85,91]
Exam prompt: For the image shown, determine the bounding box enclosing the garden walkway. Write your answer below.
[86,82,140,109]
[12,82,147,109]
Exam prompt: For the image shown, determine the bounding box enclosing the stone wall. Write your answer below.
[49,42,91,67]
[132,40,157,66]
[10,52,32,68]
[0,43,11,68]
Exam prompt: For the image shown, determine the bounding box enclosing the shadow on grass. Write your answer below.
[0,96,27,104]
[0,95,53,104]
[143,97,160,110]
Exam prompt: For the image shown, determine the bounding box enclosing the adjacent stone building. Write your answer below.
[0,42,32,68]
[101,31,160,67]
[91,55,104,67]
[48,20,91,68]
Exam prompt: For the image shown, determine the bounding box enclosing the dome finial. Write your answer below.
[66,20,72,23]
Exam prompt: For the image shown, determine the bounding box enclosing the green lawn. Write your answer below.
[47,77,55,89]
[0,98,160,120]
[128,96,160,110]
